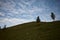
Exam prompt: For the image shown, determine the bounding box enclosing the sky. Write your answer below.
[0,0,60,28]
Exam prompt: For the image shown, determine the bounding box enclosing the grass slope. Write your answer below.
[0,21,60,40]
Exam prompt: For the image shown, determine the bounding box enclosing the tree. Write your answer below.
[3,25,6,29]
[36,16,40,23]
[51,12,55,21]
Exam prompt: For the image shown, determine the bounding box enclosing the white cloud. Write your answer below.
[21,0,36,6]
[0,12,5,16]
[0,18,34,27]
[0,0,46,16]
[0,0,55,28]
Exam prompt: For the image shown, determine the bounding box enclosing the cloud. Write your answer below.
[0,0,48,15]
[0,12,5,16]
[20,0,36,5]
[0,18,34,27]
[0,0,60,28]
[0,0,46,20]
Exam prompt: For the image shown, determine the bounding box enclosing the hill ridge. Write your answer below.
[0,21,60,40]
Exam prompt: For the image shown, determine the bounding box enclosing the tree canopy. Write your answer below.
[51,12,55,21]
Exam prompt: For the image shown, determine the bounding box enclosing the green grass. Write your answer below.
[0,21,60,40]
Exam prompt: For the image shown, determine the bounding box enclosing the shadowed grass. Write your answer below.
[0,21,60,40]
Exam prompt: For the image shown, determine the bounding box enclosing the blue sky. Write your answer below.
[0,0,60,28]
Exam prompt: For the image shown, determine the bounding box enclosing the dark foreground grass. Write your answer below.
[0,21,60,40]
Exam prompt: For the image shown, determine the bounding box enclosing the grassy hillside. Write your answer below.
[0,21,60,40]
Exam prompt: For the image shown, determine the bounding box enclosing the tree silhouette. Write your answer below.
[3,25,6,29]
[0,26,1,29]
[36,16,40,23]
[51,12,55,21]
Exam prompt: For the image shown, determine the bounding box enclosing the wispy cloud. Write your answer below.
[0,0,52,27]
[0,12,5,16]
[0,18,34,27]
[0,0,60,27]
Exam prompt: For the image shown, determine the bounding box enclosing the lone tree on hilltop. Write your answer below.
[51,12,55,21]
[36,16,40,23]
[3,25,6,29]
